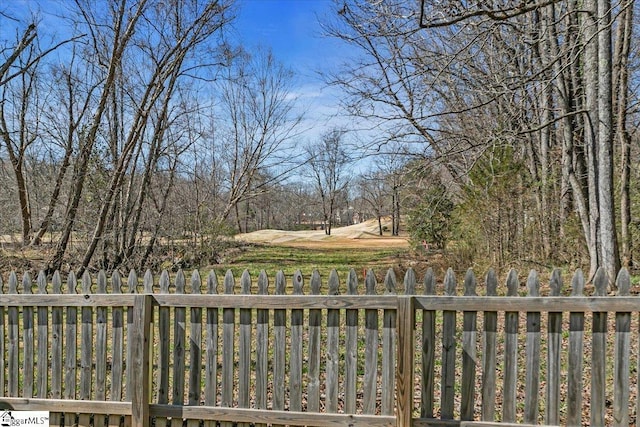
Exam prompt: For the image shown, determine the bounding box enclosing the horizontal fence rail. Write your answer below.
[0,267,638,426]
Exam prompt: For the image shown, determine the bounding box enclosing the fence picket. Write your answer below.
[441,268,457,419]
[345,268,359,414]
[255,270,269,427]
[567,269,585,426]
[50,272,63,426]
[204,271,219,427]
[238,270,252,427]
[221,270,235,427]
[614,268,631,426]
[94,270,108,427]
[307,270,322,412]
[382,268,397,416]
[171,270,187,427]
[36,271,48,400]
[503,269,519,423]
[326,270,340,413]
[524,270,540,424]
[290,270,304,412]
[461,269,477,421]
[546,269,563,425]
[155,270,171,427]
[272,271,286,427]
[591,268,608,425]
[63,271,77,427]
[78,271,94,427]
[22,272,34,399]
[363,269,379,415]
[422,268,436,418]
[187,271,203,427]
[126,269,139,411]
[109,271,124,427]
[8,272,18,397]
[481,269,498,421]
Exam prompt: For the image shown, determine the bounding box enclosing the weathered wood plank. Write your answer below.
[171,270,187,427]
[272,271,286,427]
[382,268,397,416]
[0,274,4,398]
[36,271,48,400]
[326,270,340,413]
[130,294,153,427]
[503,269,519,423]
[155,270,171,427]
[109,271,125,427]
[22,272,34,399]
[524,270,540,425]
[187,271,203,427]
[422,268,436,419]
[546,269,563,425]
[397,295,415,427]
[125,269,138,407]
[238,270,252,427]
[567,269,585,426]
[94,270,109,427]
[78,271,94,427]
[63,272,77,427]
[255,271,269,427]
[363,269,379,415]
[221,270,235,427]
[613,268,631,426]
[290,270,304,412]
[50,272,63,426]
[8,272,19,397]
[481,269,497,422]
[591,268,607,426]
[307,270,322,413]
[345,268,359,414]
[461,269,477,421]
[204,271,219,427]
[441,268,457,420]
[152,294,399,309]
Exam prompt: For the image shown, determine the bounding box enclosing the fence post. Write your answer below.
[396,295,414,427]
[130,294,153,427]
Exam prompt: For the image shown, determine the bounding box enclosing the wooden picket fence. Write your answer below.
[0,266,638,426]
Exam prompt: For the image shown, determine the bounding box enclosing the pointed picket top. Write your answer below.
[347,268,358,295]
[81,270,92,294]
[593,267,608,296]
[444,268,456,296]
[67,271,77,295]
[112,270,122,294]
[506,269,519,297]
[463,268,476,296]
[404,268,416,295]
[616,268,630,297]
[52,271,62,294]
[143,270,154,294]
[37,270,48,294]
[175,269,186,294]
[310,270,321,295]
[97,270,107,294]
[365,269,377,295]
[240,270,251,294]
[328,270,340,296]
[549,269,562,297]
[23,271,33,294]
[293,270,304,295]
[207,271,219,294]
[159,270,170,294]
[275,271,286,295]
[223,270,234,294]
[127,270,138,294]
[8,271,17,293]
[570,269,585,296]
[192,270,202,295]
[424,268,436,295]
[384,268,397,294]
[526,270,539,297]
[258,270,269,295]
[485,269,497,296]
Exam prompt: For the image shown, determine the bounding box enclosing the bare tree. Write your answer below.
[305,128,352,235]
